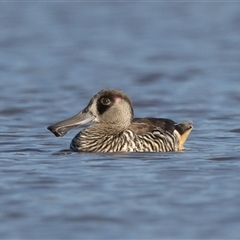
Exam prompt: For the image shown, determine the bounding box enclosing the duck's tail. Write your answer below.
[175,121,193,150]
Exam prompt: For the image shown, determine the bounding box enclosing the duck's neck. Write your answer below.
[87,123,129,135]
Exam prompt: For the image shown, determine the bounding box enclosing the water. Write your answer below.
[1,2,240,239]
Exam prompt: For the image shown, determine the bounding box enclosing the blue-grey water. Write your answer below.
[1,2,240,239]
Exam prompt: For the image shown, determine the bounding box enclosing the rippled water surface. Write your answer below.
[1,2,240,239]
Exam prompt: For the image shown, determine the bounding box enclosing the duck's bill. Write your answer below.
[47,110,95,137]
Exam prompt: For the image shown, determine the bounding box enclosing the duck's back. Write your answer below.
[129,118,176,134]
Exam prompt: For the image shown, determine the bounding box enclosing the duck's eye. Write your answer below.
[101,97,111,105]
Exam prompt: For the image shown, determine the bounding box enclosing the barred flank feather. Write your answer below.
[70,128,180,152]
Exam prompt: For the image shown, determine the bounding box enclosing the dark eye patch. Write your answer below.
[100,97,111,105]
[97,96,113,115]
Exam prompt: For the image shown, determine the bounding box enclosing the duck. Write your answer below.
[47,89,193,152]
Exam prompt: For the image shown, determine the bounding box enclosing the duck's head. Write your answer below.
[47,89,134,137]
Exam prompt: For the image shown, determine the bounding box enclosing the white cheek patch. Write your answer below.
[88,99,99,121]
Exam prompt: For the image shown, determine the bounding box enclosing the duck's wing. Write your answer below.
[129,117,176,135]
[129,118,193,150]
